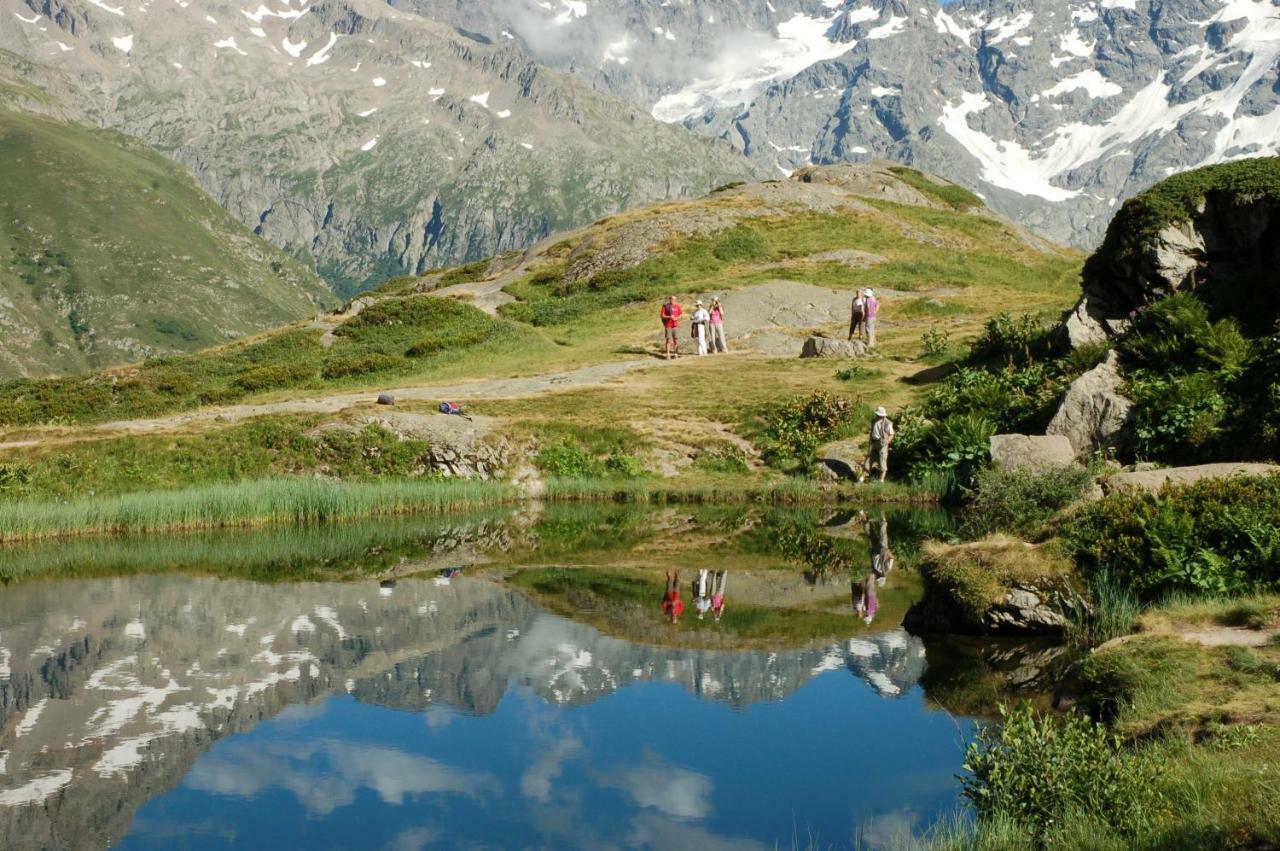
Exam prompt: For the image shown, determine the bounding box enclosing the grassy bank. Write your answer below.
[0,477,518,543]
[543,475,941,505]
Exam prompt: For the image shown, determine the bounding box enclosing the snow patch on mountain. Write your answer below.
[651,9,865,122]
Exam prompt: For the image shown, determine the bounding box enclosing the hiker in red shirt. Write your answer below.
[662,570,684,623]
[660,295,683,360]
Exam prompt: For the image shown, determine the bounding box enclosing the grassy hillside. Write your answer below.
[0,108,333,379]
[0,162,1083,501]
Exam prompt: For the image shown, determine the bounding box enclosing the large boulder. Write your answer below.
[815,440,862,480]
[989,434,1077,473]
[1100,462,1280,496]
[905,538,1089,636]
[801,336,866,359]
[1054,159,1280,350]
[1046,350,1133,458]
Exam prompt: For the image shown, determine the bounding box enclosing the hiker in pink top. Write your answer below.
[708,297,728,353]
[709,570,728,621]
[863,288,879,348]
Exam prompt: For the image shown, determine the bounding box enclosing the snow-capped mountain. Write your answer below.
[411,0,1280,248]
[0,0,759,293]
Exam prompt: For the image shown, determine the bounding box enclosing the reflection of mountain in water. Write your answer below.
[0,575,923,849]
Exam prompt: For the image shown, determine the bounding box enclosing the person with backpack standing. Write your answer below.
[660,295,683,359]
[709,297,729,353]
[860,406,895,483]
[863,288,879,348]
[691,299,710,356]
[848,290,866,342]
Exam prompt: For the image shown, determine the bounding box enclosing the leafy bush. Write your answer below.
[1062,474,1280,598]
[962,465,1096,539]
[234,363,316,392]
[321,353,406,379]
[970,312,1051,367]
[891,411,995,490]
[962,703,1159,841]
[1129,372,1227,461]
[536,441,599,478]
[756,391,861,472]
[603,453,645,478]
[921,326,952,360]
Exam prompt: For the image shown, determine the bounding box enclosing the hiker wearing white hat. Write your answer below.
[863,288,880,348]
[691,299,711,356]
[861,406,895,483]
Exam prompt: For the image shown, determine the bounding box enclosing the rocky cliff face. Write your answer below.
[414,0,1280,250]
[0,573,923,849]
[0,0,762,295]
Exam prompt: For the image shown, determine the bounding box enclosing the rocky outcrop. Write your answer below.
[1046,351,1134,458]
[1100,463,1280,496]
[801,337,866,359]
[989,434,1077,473]
[906,539,1089,636]
[1058,160,1280,348]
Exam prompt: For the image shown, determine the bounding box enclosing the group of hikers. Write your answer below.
[658,290,895,483]
[663,569,728,624]
[660,295,728,358]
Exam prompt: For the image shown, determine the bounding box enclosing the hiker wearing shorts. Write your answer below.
[661,295,683,359]
[861,406,894,483]
[849,291,866,342]
[863,288,879,348]
[709,298,728,353]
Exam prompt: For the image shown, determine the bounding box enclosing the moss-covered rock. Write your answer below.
[905,537,1088,635]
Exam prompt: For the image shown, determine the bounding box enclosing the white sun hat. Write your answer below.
[875,406,888,417]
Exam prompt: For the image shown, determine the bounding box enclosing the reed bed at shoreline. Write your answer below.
[0,478,519,543]
[0,475,942,544]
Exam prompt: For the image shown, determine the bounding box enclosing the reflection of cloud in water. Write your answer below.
[382,824,441,851]
[602,761,714,820]
[856,807,924,849]
[186,739,495,816]
[520,735,581,803]
[627,812,769,851]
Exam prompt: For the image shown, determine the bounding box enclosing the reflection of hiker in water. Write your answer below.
[663,570,684,623]
[710,570,728,621]
[693,569,712,619]
[379,579,397,597]
[852,573,879,625]
[869,514,895,585]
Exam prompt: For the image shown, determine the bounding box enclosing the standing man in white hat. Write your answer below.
[861,406,895,483]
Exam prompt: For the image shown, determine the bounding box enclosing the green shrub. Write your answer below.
[921,326,952,361]
[962,465,1095,538]
[961,703,1159,841]
[835,363,884,382]
[1062,474,1280,598]
[970,312,1051,367]
[756,391,862,472]
[603,453,645,478]
[1129,372,1227,462]
[891,411,995,490]
[234,362,316,392]
[321,353,406,379]
[536,441,602,478]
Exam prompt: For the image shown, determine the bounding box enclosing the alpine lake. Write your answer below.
[0,505,1072,850]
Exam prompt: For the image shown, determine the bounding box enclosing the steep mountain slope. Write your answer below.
[409,0,1280,249]
[0,0,763,295]
[0,107,332,379]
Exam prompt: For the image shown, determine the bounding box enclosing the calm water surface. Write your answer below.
[0,507,1055,849]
